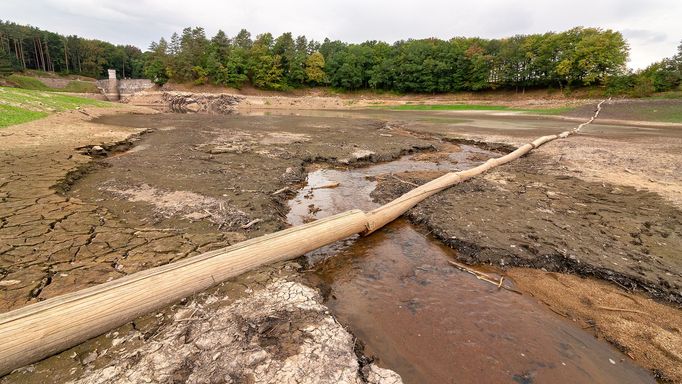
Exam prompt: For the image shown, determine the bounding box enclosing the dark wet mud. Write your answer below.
[291,153,655,383]
[372,154,682,305]
[71,112,434,239]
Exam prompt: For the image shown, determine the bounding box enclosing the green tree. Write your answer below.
[143,38,169,85]
[305,51,326,84]
[555,27,628,86]
[233,29,252,50]
[0,49,13,76]
[249,33,284,89]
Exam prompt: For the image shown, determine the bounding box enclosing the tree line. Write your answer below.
[144,26,630,92]
[0,20,144,78]
[607,42,682,96]
[1,20,681,96]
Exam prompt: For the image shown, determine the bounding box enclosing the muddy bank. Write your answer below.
[0,106,235,313]
[373,153,682,304]
[507,268,682,383]
[126,88,598,113]
[69,113,434,240]
[372,151,682,382]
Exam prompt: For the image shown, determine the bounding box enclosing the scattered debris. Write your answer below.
[241,218,263,229]
[448,260,522,294]
[312,182,340,190]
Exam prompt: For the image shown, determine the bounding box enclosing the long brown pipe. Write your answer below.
[0,100,606,375]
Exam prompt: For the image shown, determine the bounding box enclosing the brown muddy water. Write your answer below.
[290,147,655,383]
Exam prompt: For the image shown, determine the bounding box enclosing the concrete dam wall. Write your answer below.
[96,69,154,101]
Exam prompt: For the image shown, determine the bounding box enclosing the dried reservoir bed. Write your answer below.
[1,106,681,382]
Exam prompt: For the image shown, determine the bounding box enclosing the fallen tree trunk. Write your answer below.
[0,100,607,376]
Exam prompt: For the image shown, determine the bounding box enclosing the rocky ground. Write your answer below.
[5,262,399,384]
[1,95,681,382]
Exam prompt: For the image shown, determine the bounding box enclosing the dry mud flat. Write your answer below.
[1,102,681,382]
[1,109,433,383]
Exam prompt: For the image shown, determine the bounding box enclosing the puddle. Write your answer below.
[288,148,655,383]
[287,145,493,226]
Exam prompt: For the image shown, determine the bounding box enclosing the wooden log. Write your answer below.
[364,97,610,234]
[0,209,368,376]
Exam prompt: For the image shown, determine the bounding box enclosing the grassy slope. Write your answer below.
[637,107,682,123]
[0,104,48,127]
[0,87,110,128]
[380,104,574,115]
[7,74,98,93]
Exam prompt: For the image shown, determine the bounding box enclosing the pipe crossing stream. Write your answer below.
[0,110,662,381]
[287,146,655,384]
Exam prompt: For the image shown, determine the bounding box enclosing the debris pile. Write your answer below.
[162,92,244,114]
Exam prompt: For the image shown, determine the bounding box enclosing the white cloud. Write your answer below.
[1,0,680,69]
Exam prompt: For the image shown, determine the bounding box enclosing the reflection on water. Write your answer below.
[286,145,494,226]
[288,148,654,384]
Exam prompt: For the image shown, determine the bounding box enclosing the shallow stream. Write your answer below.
[288,146,655,383]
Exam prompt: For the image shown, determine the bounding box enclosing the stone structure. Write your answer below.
[96,69,154,101]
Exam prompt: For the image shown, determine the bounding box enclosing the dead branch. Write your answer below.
[272,187,289,195]
[240,219,262,229]
[596,306,647,315]
[447,260,522,294]
[312,182,340,190]
[391,174,419,187]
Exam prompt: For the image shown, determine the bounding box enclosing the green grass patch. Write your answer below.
[0,86,111,128]
[384,104,511,111]
[650,91,682,99]
[0,104,48,128]
[377,103,574,115]
[7,74,98,93]
[526,106,575,115]
[635,105,682,123]
[61,80,99,93]
[0,87,109,111]
[6,74,52,90]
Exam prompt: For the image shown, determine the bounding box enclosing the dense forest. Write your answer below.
[0,20,144,78]
[1,20,681,95]
[144,26,630,92]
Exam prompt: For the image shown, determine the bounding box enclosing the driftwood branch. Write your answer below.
[240,218,262,229]
[391,174,419,187]
[596,306,646,315]
[448,260,522,294]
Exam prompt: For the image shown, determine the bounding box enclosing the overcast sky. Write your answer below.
[2,0,680,70]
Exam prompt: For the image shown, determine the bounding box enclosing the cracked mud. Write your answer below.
[2,105,681,383]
